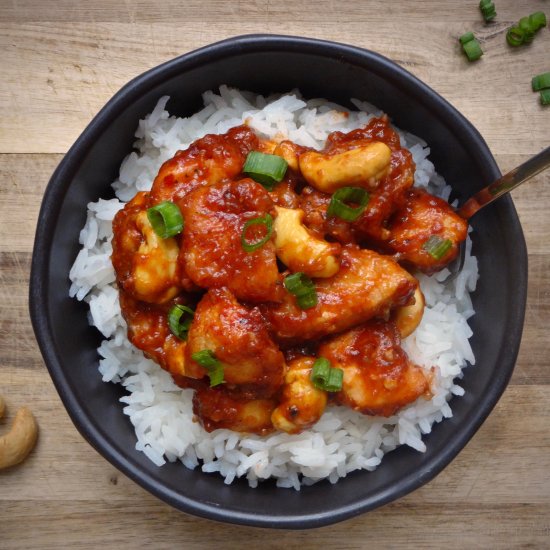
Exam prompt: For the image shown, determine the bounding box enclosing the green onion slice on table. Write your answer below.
[532,72,550,92]
[479,0,496,22]
[146,201,184,238]
[241,213,273,252]
[507,12,547,46]
[506,26,525,46]
[459,32,475,45]
[540,89,550,106]
[327,186,370,222]
[529,11,547,31]
[310,358,344,392]
[191,349,224,387]
[283,272,318,309]
[461,37,483,61]
[243,151,288,191]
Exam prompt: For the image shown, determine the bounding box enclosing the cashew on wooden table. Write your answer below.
[0,395,38,469]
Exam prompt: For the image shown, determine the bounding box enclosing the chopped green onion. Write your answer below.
[243,151,288,191]
[284,272,318,309]
[459,33,483,61]
[423,235,453,260]
[506,26,525,47]
[532,72,550,92]
[518,17,535,42]
[479,0,496,22]
[310,358,344,392]
[146,201,184,239]
[462,38,484,61]
[168,304,194,340]
[529,11,547,31]
[241,213,273,252]
[459,32,475,45]
[541,89,550,106]
[507,12,547,46]
[327,187,370,222]
[191,349,224,387]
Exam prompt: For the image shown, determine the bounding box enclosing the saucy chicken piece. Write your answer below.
[118,289,189,378]
[387,188,468,273]
[297,117,416,244]
[300,186,360,245]
[111,192,183,303]
[185,287,285,399]
[180,178,283,303]
[271,356,328,434]
[149,125,259,205]
[262,246,418,344]
[268,178,301,209]
[319,320,431,417]
[353,147,415,242]
[193,387,276,435]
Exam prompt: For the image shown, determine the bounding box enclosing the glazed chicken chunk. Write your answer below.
[180,178,282,303]
[319,320,431,416]
[149,125,259,205]
[386,188,468,273]
[262,246,418,344]
[185,287,285,399]
[111,192,182,303]
[118,289,189,380]
[193,387,277,435]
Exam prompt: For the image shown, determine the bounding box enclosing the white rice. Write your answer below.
[69,86,478,489]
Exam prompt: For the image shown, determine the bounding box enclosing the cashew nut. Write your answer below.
[392,286,425,338]
[273,141,301,172]
[273,206,340,278]
[271,357,328,434]
[0,403,38,469]
[299,141,392,193]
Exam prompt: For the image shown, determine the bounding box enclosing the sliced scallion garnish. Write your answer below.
[243,151,288,191]
[327,186,370,222]
[191,349,224,387]
[479,0,496,22]
[240,213,273,253]
[518,16,535,43]
[283,272,318,309]
[507,12,547,46]
[532,72,550,92]
[146,201,184,239]
[459,32,475,45]
[464,40,484,61]
[310,358,343,392]
[167,304,194,340]
[423,235,453,260]
[529,11,547,31]
[506,26,524,47]
[540,89,550,106]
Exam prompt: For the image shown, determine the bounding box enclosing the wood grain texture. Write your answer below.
[1,0,549,548]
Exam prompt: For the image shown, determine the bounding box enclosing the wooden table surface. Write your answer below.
[1,1,549,547]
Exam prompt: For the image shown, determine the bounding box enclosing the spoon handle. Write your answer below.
[457,145,550,219]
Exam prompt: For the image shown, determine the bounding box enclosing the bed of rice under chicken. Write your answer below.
[69,86,478,489]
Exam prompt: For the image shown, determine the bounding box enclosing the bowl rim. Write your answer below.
[29,33,528,529]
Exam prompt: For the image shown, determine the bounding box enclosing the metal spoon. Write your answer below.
[445,145,550,279]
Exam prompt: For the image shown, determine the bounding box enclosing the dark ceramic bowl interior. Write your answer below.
[30,34,527,529]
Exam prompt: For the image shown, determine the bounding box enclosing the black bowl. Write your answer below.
[29,34,527,529]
